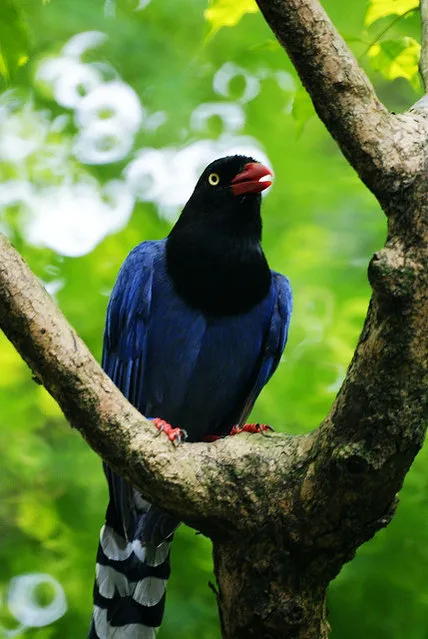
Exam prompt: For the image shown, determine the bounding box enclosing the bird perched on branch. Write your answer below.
[89,155,292,638]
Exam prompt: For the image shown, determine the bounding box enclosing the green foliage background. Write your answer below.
[0,0,426,637]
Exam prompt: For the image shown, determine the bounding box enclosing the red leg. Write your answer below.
[152,418,187,444]
[229,423,273,436]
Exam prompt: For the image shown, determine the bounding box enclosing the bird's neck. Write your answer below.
[165,224,271,316]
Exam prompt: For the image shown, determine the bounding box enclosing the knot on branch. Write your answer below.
[368,247,416,302]
[331,443,373,483]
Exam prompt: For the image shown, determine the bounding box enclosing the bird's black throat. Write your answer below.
[166,199,271,316]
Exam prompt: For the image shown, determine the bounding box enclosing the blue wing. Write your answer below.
[102,240,177,542]
[102,241,157,411]
[236,272,292,426]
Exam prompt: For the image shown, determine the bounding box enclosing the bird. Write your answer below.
[89,154,292,638]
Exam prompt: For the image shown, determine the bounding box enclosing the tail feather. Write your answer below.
[90,604,158,638]
[89,514,173,637]
[90,466,181,638]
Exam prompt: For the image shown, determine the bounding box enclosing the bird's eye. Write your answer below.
[208,173,220,186]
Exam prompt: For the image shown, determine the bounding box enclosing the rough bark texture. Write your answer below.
[0,1,427,638]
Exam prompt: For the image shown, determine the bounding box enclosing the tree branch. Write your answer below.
[255,0,426,198]
[0,233,307,534]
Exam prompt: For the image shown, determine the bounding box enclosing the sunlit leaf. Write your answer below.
[0,0,30,86]
[17,498,60,542]
[250,38,280,52]
[204,0,258,37]
[365,0,418,27]
[291,87,315,135]
[369,36,421,90]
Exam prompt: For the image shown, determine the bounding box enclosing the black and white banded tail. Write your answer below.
[89,473,177,638]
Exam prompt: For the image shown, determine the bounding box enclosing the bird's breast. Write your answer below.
[165,235,271,316]
[142,261,274,439]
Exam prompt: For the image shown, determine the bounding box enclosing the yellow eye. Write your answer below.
[208,172,220,186]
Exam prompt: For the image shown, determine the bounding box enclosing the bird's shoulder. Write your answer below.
[268,271,293,352]
[104,240,166,356]
[271,271,292,319]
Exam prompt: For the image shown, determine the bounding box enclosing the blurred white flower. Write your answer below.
[213,63,260,104]
[36,57,103,108]
[135,0,152,9]
[124,147,174,203]
[0,89,25,118]
[26,178,134,256]
[0,111,48,163]
[0,621,27,638]
[73,120,135,164]
[42,278,65,298]
[274,70,295,92]
[61,31,107,59]
[190,102,245,135]
[75,81,144,134]
[0,180,33,207]
[7,573,67,628]
[144,111,167,132]
[50,114,70,133]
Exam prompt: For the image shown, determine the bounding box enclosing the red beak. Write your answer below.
[231,162,273,196]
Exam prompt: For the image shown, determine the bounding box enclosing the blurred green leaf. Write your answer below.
[365,0,418,27]
[250,38,280,52]
[291,87,315,135]
[0,0,29,86]
[369,36,421,90]
[204,0,258,37]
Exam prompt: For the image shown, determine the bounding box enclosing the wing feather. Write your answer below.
[237,272,292,426]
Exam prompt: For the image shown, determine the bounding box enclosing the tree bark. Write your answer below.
[213,538,330,639]
[0,1,427,638]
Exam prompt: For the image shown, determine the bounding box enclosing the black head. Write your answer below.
[170,155,273,238]
[166,155,273,316]
[194,154,272,197]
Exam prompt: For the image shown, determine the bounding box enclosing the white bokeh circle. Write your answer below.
[7,573,67,628]
[36,58,103,108]
[190,102,245,135]
[75,81,144,134]
[73,120,135,164]
[213,62,260,104]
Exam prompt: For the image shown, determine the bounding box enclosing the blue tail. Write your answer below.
[89,470,179,638]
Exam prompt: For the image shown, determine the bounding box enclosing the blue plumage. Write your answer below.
[89,155,292,638]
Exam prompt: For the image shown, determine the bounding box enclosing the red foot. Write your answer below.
[229,423,273,436]
[152,418,187,444]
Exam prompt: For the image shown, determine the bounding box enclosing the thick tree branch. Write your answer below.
[0,233,308,534]
[255,0,426,199]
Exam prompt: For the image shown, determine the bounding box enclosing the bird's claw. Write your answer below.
[229,423,273,436]
[152,418,187,445]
